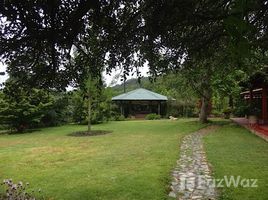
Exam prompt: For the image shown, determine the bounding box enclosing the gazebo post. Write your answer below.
[262,85,267,123]
[120,101,124,116]
[158,102,161,115]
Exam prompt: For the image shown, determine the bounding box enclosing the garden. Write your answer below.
[1,1,268,199]
[0,120,267,199]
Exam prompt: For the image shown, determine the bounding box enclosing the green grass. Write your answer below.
[203,121,268,200]
[0,119,205,200]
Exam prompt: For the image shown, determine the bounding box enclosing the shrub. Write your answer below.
[222,107,232,114]
[112,114,125,121]
[0,179,43,200]
[211,109,223,117]
[222,107,233,119]
[167,100,197,117]
[145,113,161,120]
[222,107,232,119]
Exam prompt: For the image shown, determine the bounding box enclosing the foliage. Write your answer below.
[166,100,197,118]
[147,74,198,116]
[83,77,99,131]
[138,0,268,123]
[0,80,52,132]
[222,107,233,119]
[70,86,114,125]
[0,179,43,200]
[0,1,114,89]
[233,100,262,117]
[210,109,223,118]
[1,0,268,125]
[2,0,266,89]
[70,90,86,124]
[112,115,125,121]
[222,107,233,114]
[41,93,72,127]
[0,1,147,90]
[145,113,161,120]
[232,99,249,117]
[247,104,262,116]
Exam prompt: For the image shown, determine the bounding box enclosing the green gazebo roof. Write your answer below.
[112,88,168,101]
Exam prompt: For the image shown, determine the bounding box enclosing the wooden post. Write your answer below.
[249,88,253,104]
[262,86,267,123]
[158,102,161,115]
[120,101,124,116]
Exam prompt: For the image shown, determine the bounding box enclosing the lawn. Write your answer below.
[203,121,268,200]
[0,119,205,200]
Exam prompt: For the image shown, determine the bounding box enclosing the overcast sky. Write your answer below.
[0,62,149,88]
[0,63,8,85]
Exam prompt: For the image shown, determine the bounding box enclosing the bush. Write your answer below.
[222,107,233,119]
[167,101,197,117]
[145,113,161,120]
[222,107,232,114]
[112,114,125,121]
[0,124,7,130]
[210,109,223,117]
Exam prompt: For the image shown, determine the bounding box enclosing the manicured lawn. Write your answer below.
[0,119,205,200]
[203,121,268,200]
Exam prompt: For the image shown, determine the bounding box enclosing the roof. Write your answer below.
[112,88,168,101]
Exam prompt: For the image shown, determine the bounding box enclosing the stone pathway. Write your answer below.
[168,126,219,200]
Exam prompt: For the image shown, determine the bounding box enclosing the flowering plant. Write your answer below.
[0,179,43,200]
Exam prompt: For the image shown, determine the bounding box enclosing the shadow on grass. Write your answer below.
[68,130,112,137]
[181,118,231,127]
[207,119,231,126]
[0,128,42,135]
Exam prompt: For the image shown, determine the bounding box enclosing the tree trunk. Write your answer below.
[87,97,91,133]
[199,88,212,123]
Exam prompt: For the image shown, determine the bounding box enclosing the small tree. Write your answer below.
[83,77,99,133]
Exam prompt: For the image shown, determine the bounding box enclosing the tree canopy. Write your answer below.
[1,1,268,86]
[1,0,268,123]
[0,0,143,89]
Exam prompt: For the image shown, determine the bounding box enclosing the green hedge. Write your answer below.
[145,113,161,120]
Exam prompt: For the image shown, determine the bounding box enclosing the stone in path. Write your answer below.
[168,126,218,200]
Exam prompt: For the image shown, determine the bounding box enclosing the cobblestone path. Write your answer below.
[169,126,219,200]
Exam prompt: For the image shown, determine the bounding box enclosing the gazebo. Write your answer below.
[112,88,168,118]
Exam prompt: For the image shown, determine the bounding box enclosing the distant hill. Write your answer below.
[110,77,151,95]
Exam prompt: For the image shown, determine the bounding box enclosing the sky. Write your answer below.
[0,63,8,85]
[0,62,149,88]
[104,62,149,87]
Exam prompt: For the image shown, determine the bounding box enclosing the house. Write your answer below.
[112,88,168,118]
[240,72,268,124]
